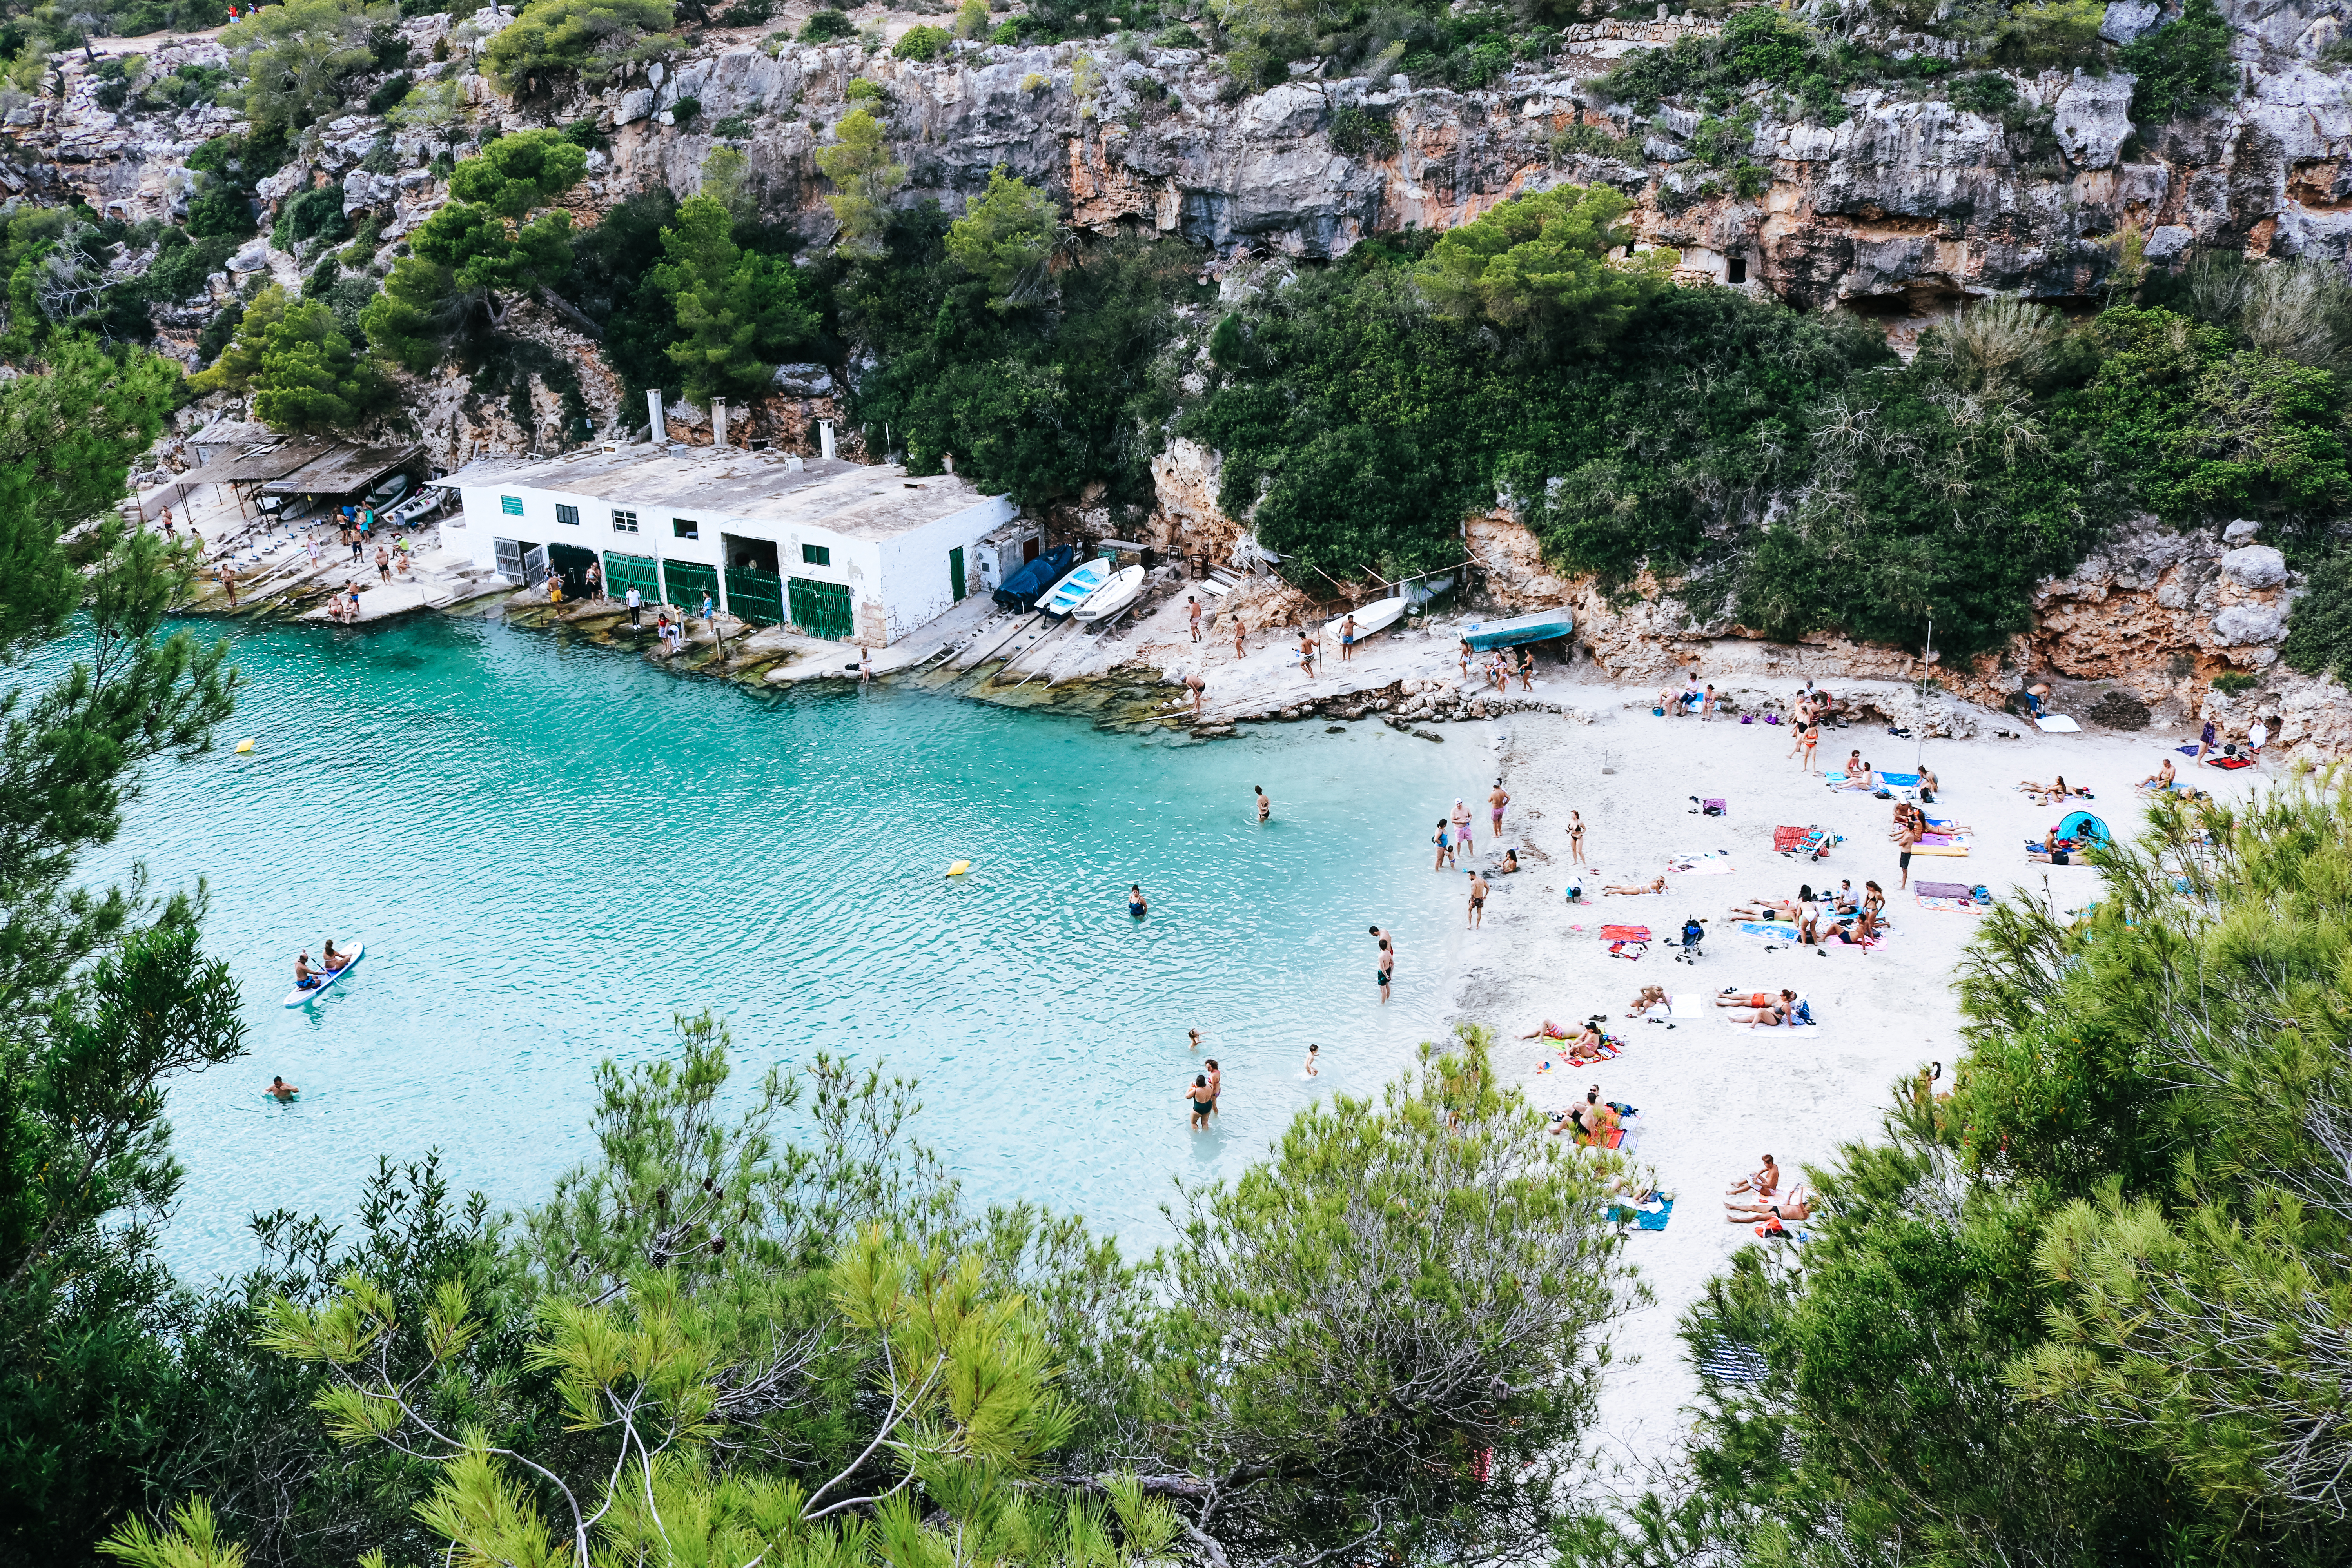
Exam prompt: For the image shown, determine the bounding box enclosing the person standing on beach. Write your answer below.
[1255,785,1271,823]
[2249,716,2270,766]
[1467,867,1489,929]
[626,585,643,626]
[1433,818,1453,870]
[1297,630,1316,681]
[2194,715,2216,763]
[1800,719,1820,773]
[1568,809,1587,866]
[220,566,238,608]
[1188,595,1201,642]
[1452,798,1474,858]
[1340,613,1357,664]
[374,544,392,584]
[1459,639,1472,680]
[1489,781,1509,840]
[1701,683,1717,721]
[1232,617,1247,659]
[1186,671,1208,719]
[1896,817,1921,891]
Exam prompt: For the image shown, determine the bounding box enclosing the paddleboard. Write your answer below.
[282,939,364,1008]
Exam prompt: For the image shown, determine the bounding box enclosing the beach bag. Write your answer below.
[1919,788,1935,804]
[1652,706,1665,716]
[1701,797,1727,816]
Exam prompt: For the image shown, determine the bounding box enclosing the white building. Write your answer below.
[431,447,1016,646]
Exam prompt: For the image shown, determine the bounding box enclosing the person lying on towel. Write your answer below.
[1605,876,1668,895]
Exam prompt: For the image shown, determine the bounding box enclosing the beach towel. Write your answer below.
[1915,880,1974,898]
[1910,842,1973,857]
[2205,756,2255,770]
[1879,771,1922,787]
[1634,1197,1674,1231]
[1666,851,1735,875]
[1737,921,1801,942]
[2177,744,2200,756]
[1925,817,1970,833]
[1773,825,1809,851]
[1695,1340,1769,1383]
[1916,895,1981,912]
[1599,924,1651,942]
[2034,714,2083,733]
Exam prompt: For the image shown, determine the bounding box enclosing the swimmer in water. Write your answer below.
[1255,785,1271,823]
[1304,1042,1319,1077]
[1128,884,1147,918]
[1187,1073,1214,1130]
[268,1075,299,1102]
[1204,1058,1221,1116]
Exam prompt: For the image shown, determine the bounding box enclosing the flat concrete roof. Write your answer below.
[431,448,1000,542]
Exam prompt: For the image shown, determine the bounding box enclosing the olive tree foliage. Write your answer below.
[222,0,399,134]
[483,0,676,92]
[1419,183,1673,350]
[1152,1025,1641,1565]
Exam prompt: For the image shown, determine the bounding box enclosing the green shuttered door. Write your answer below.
[725,566,785,627]
[663,559,720,610]
[788,577,854,640]
[603,552,659,601]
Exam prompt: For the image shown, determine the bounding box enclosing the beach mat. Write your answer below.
[2035,714,2083,733]
[1667,851,1735,875]
[1773,825,1809,851]
[1879,771,1922,786]
[1600,924,1652,942]
[1737,921,1800,942]
[2205,756,2255,770]
[1911,844,1973,857]
[1917,895,1981,912]
[1915,880,1974,898]
[1634,1197,1674,1231]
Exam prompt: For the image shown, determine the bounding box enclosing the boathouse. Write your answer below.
[431,448,1015,646]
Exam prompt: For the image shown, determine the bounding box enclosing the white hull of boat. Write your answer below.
[1327,596,1408,643]
[1072,565,1148,623]
[1039,561,1113,617]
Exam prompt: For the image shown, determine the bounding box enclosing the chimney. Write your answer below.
[648,389,667,445]
[713,397,728,448]
[819,420,836,461]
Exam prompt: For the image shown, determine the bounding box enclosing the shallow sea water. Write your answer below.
[76,617,1494,1278]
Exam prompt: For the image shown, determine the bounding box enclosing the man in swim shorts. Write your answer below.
[1896,818,1921,890]
[293,952,321,990]
[268,1075,299,1102]
[1371,925,1394,1003]
[1255,785,1270,823]
[1467,868,1488,929]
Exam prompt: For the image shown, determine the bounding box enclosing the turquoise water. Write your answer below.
[72,618,1493,1278]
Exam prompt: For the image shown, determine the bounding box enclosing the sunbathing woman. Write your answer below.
[1519,1019,1575,1040]
[1604,876,1668,895]
[1726,996,1791,1027]
[1625,984,1668,1017]
[1563,1023,1608,1062]
[1715,987,1784,1008]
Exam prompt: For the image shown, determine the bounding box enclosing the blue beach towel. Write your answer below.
[1636,1198,1674,1231]
[1879,771,1921,787]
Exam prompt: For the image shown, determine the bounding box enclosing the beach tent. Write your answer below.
[2055,811,2111,846]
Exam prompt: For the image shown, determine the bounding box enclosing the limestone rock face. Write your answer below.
[2223,544,2290,589]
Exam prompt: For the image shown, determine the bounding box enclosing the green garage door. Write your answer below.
[788,577,854,640]
[725,566,784,626]
[604,551,659,602]
[663,559,720,611]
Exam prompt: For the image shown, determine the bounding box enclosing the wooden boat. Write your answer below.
[1325,595,1408,644]
[1461,608,1575,650]
[1072,565,1148,623]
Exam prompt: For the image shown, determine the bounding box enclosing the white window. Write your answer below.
[613,509,639,534]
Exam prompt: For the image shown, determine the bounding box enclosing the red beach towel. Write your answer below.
[1773,826,1808,851]
[1600,924,1652,942]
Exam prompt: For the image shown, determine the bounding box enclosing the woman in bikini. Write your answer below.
[1568,810,1587,866]
[1604,876,1667,895]
[1432,818,1453,870]
[1625,984,1668,1016]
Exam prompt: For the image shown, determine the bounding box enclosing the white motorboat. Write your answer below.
[1325,595,1408,644]
[1072,564,1148,623]
[1038,559,1114,617]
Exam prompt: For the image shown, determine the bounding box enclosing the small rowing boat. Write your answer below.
[1072,564,1148,623]
[1462,608,1575,651]
[1326,595,1408,644]
[1038,559,1114,617]
[282,940,365,1008]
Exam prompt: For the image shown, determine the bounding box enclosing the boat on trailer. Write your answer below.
[1038,559,1115,617]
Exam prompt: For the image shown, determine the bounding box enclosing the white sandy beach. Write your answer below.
[1423,665,2273,1484]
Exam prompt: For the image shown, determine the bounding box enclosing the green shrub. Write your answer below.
[1154,22,1202,46]
[1449,36,1510,89]
[668,93,699,122]
[483,0,675,90]
[717,0,772,22]
[802,7,853,40]
[989,16,1028,42]
[1948,69,2020,117]
[2209,669,2260,693]
[1551,120,1641,162]
[711,112,753,138]
[1596,6,1857,125]
[1419,183,1671,350]
[2118,0,2235,123]
[223,0,397,132]
[364,69,410,113]
[894,22,951,59]
[270,181,350,252]
[845,75,886,101]
[1329,105,1399,159]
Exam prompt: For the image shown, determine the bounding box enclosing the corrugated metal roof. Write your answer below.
[430,447,1001,541]
[261,442,423,497]
[172,437,339,486]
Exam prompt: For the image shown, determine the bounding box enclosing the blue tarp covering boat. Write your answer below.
[1462,609,1575,650]
[994,545,1074,612]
